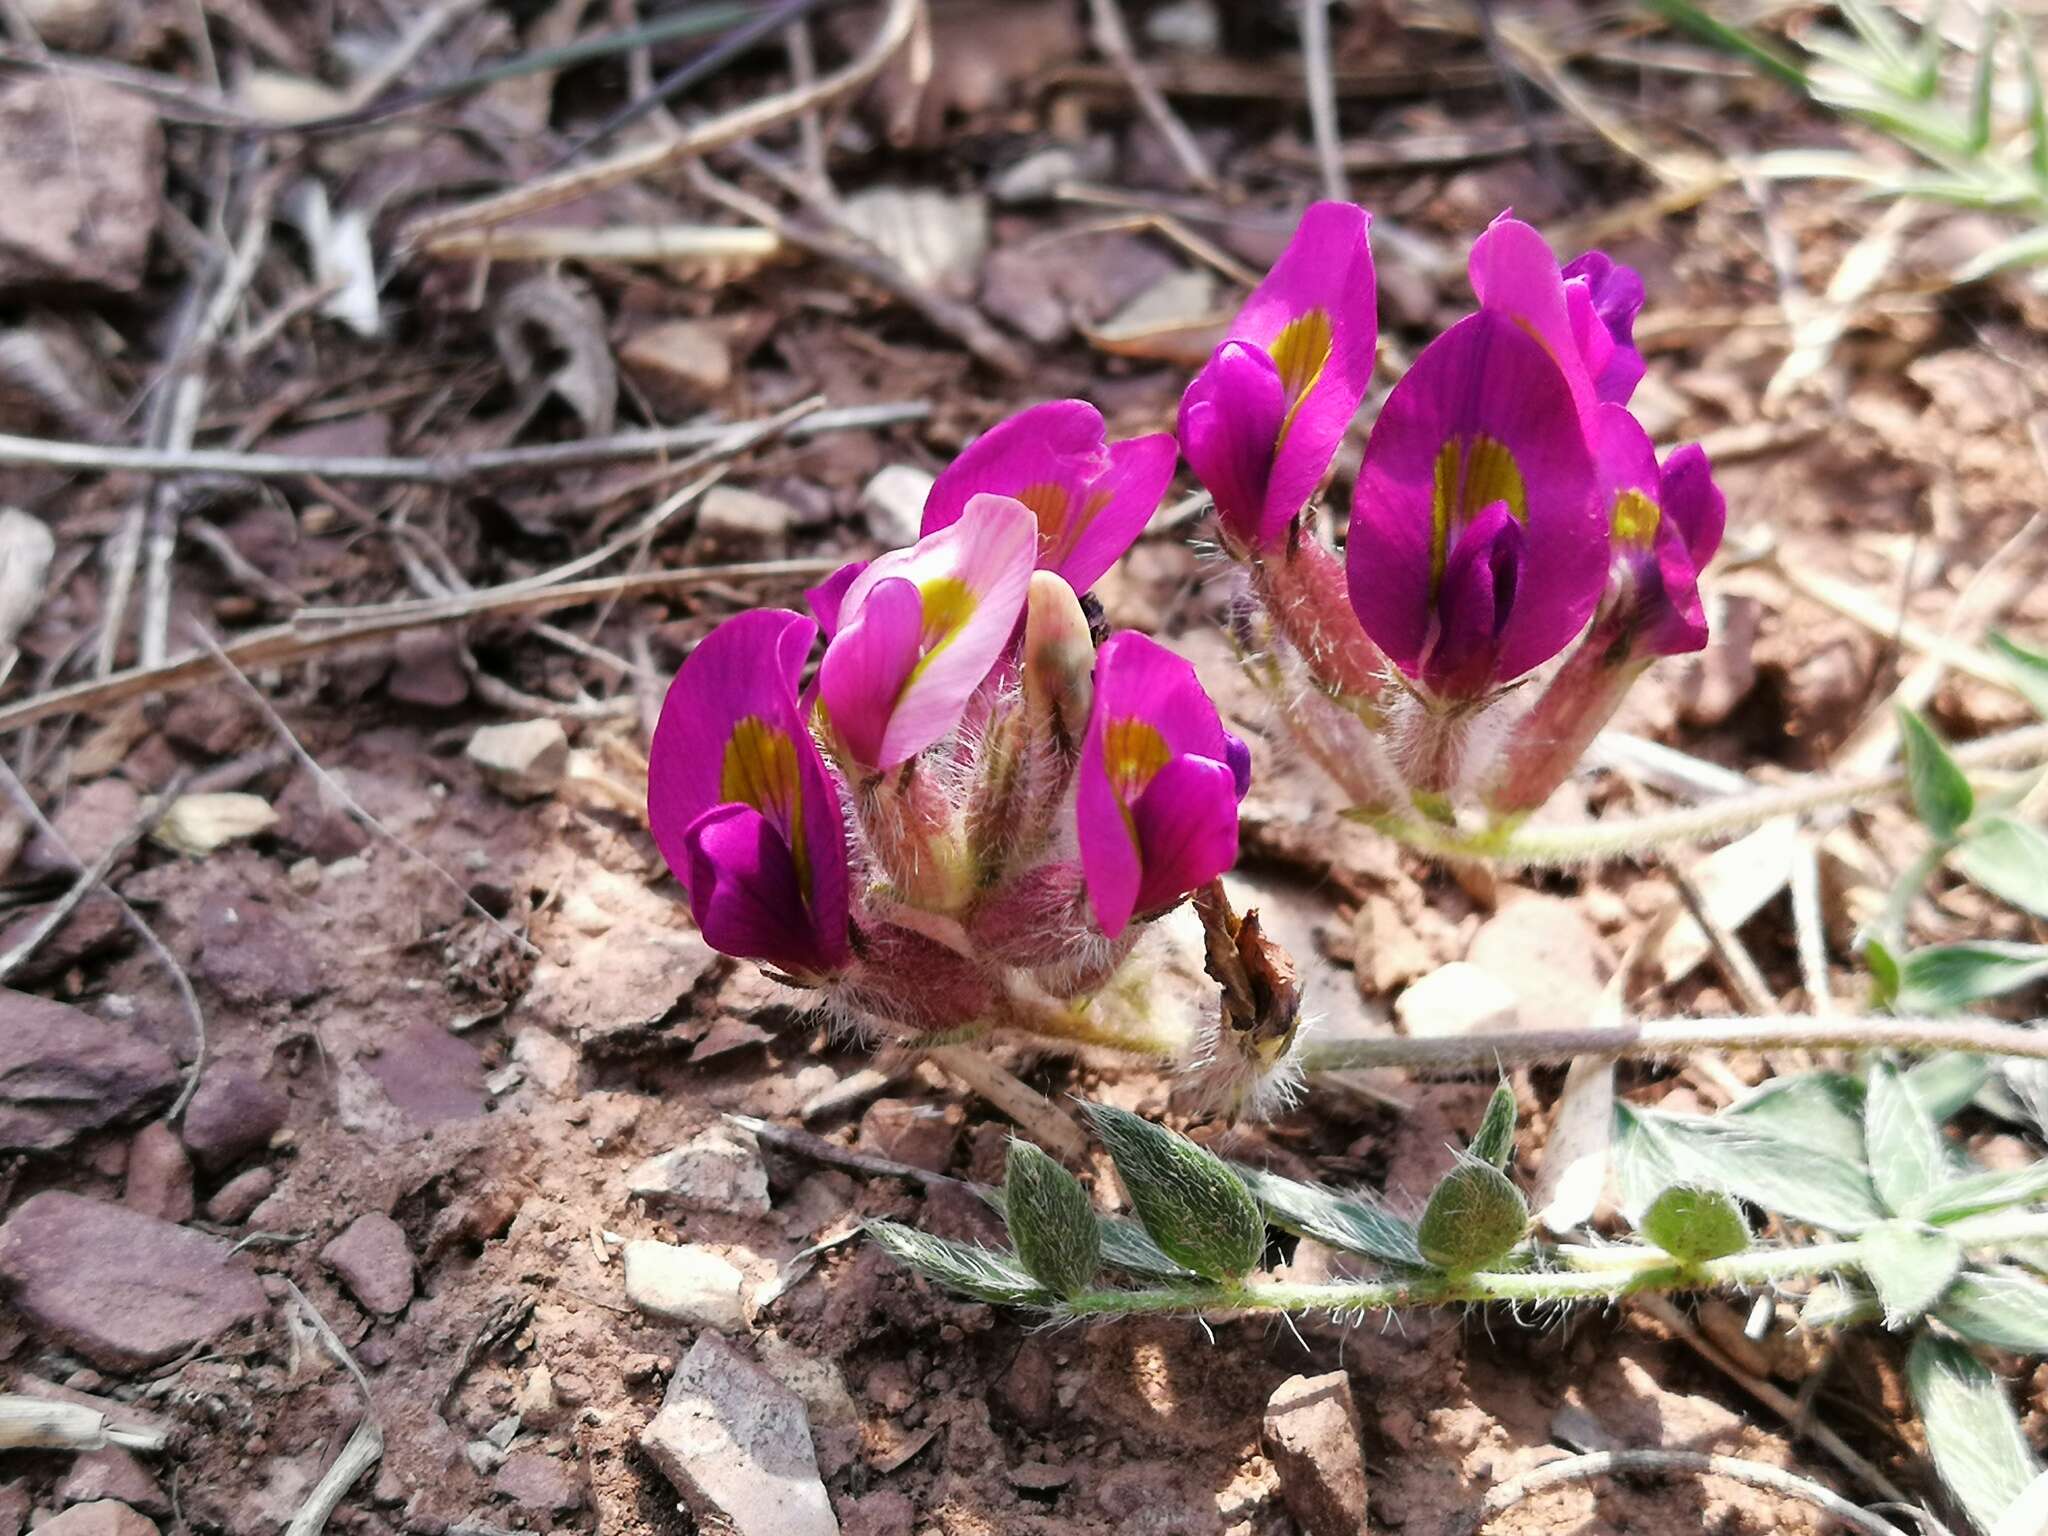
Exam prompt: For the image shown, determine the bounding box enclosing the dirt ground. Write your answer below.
[1,2,2046,1534]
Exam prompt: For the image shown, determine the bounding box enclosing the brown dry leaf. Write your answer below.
[835,0,1084,148]
[492,276,618,437]
[840,187,989,300]
[153,793,279,857]
[1080,267,1232,364]
[0,507,55,659]
[1653,817,1799,984]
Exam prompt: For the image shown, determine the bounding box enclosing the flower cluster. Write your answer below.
[645,197,1724,1075]
[1181,202,1726,828]
[648,402,1249,1041]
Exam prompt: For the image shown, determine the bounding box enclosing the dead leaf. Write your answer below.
[0,507,55,657]
[280,180,381,338]
[154,793,279,857]
[1080,268,1231,364]
[840,187,989,300]
[1653,818,1800,984]
[491,276,618,437]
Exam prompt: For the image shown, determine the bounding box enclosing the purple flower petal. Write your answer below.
[1562,250,1646,405]
[1658,443,1726,573]
[921,400,1109,540]
[806,560,869,638]
[1347,310,1602,688]
[683,803,835,976]
[1230,202,1378,538]
[1090,631,1231,762]
[1050,430,1177,592]
[1130,754,1240,916]
[1422,501,1525,698]
[1179,341,1289,547]
[649,608,851,972]
[1224,732,1253,799]
[818,576,923,770]
[1469,213,1594,413]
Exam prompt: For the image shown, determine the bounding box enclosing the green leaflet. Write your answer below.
[1867,1061,1950,1215]
[1915,1162,2048,1225]
[1988,633,2048,718]
[1236,1166,1425,1269]
[1641,1185,1751,1264]
[1896,941,2048,1014]
[1725,1071,1868,1162]
[1469,1081,1518,1170]
[1001,1140,1100,1299]
[865,1222,1050,1307]
[1083,1103,1266,1282]
[1857,1221,1963,1328]
[1953,815,2048,922]
[1936,1267,2048,1354]
[1898,705,1974,839]
[1907,1334,2044,1535]
[1615,1103,1887,1232]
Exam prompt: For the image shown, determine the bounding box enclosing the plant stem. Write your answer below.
[1056,1208,2048,1319]
[1359,721,2048,865]
[1296,1013,2048,1074]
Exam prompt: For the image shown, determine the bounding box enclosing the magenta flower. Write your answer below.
[1345,310,1603,699]
[1468,213,1645,413]
[648,609,851,977]
[1590,405,1724,659]
[818,494,1038,772]
[920,400,1176,595]
[1077,632,1250,936]
[1179,201,1378,550]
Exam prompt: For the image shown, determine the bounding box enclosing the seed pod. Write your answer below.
[1003,1139,1101,1299]
[1082,1102,1265,1281]
[1640,1184,1751,1264]
[1469,1081,1517,1170]
[1417,1157,1529,1272]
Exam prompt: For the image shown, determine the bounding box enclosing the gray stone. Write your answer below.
[696,486,796,550]
[122,1122,193,1224]
[0,991,178,1152]
[196,899,325,1007]
[321,1213,414,1315]
[639,1333,837,1536]
[178,1062,287,1170]
[1467,895,1608,1035]
[0,1192,267,1370]
[0,78,161,292]
[627,1124,770,1214]
[619,320,732,413]
[492,1451,584,1515]
[857,465,933,549]
[466,720,568,801]
[510,1028,578,1097]
[1261,1371,1369,1536]
[623,1240,746,1332]
[1394,962,1519,1040]
[23,777,138,874]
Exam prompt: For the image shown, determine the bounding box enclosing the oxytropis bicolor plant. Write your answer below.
[647,402,1292,1107]
[1183,202,1728,860]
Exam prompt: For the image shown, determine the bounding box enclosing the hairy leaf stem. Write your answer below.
[1358,721,2048,866]
[1053,1209,2048,1319]
[1295,1013,2048,1073]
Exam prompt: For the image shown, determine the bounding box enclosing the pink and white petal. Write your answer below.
[1178,342,1288,547]
[1129,754,1241,915]
[1468,212,1594,413]
[873,495,1038,766]
[921,399,1109,537]
[819,577,924,770]
[1051,431,1178,592]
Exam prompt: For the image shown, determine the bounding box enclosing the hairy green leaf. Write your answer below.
[1726,1071,1868,1162]
[983,1185,1194,1281]
[1907,1333,2043,1534]
[1954,816,2048,921]
[1237,1166,1425,1268]
[1989,633,2048,717]
[1865,933,1903,1008]
[1916,1162,2048,1225]
[1906,1055,1993,1124]
[1612,1103,1687,1223]
[1899,705,1974,839]
[1470,1081,1518,1170]
[1859,1221,1964,1327]
[1417,1158,1528,1272]
[1641,1185,1751,1263]
[1621,1106,1887,1232]
[1897,941,2048,1014]
[1083,1103,1265,1282]
[1002,1140,1100,1299]
[1867,1060,1950,1215]
[865,1222,1050,1306]
[1989,1469,2048,1536]
[1936,1267,2048,1354]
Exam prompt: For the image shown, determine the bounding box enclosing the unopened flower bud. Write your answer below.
[838,921,997,1039]
[1023,571,1095,754]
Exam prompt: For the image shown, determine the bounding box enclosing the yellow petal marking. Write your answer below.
[900,574,980,691]
[1610,488,1661,548]
[721,715,811,894]
[1268,307,1334,457]
[1104,717,1172,804]
[1428,434,1529,591]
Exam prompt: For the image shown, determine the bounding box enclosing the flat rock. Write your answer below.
[321,1213,415,1315]
[1394,961,1519,1040]
[0,77,161,292]
[196,898,325,1007]
[123,1122,194,1225]
[38,1503,160,1536]
[492,1451,584,1515]
[1466,895,1608,1035]
[857,465,932,549]
[22,777,140,874]
[0,892,129,984]
[627,1124,770,1214]
[640,1333,837,1536]
[858,1099,961,1173]
[204,1166,275,1224]
[0,1480,25,1536]
[0,1192,267,1370]
[361,1021,484,1124]
[623,1240,747,1332]
[696,486,796,551]
[56,1447,167,1518]
[1260,1371,1369,1536]
[466,720,568,801]
[0,991,178,1152]
[619,319,732,413]
[510,1028,579,1098]
[519,925,724,1055]
[179,1062,287,1170]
